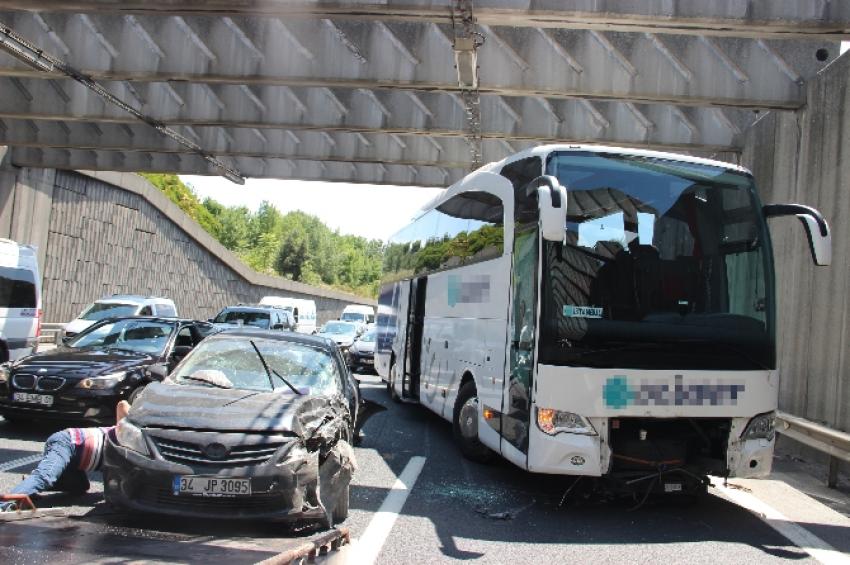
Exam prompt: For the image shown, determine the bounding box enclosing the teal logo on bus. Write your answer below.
[603,375,745,409]
[447,275,490,307]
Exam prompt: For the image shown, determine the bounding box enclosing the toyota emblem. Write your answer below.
[204,443,229,460]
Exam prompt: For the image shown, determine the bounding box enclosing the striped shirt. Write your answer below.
[69,427,117,472]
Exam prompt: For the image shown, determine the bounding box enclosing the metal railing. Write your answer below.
[38,323,66,344]
[776,411,850,488]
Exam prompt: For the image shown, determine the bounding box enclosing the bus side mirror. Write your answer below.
[530,175,567,242]
[763,203,831,266]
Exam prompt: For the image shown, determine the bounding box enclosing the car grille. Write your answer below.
[12,374,35,389]
[143,487,289,513]
[152,437,284,467]
[36,377,66,392]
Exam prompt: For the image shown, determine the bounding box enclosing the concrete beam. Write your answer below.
[2,2,849,39]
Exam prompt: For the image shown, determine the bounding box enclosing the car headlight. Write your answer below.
[115,419,151,457]
[0,364,9,384]
[536,408,597,436]
[742,411,775,441]
[76,372,125,390]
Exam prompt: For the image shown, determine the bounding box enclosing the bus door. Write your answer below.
[402,276,427,400]
[501,226,538,464]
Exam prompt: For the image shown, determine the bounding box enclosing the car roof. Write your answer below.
[218,306,275,314]
[90,316,203,324]
[211,328,337,350]
[97,295,173,305]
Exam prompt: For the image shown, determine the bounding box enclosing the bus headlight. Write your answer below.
[115,419,150,457]
[536,408,597,436]
[742,412,775,441]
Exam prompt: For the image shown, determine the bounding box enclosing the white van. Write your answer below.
[340,304,375,326]
[0,239,41,362]
[258,296,317,334]
[64,295,178,339]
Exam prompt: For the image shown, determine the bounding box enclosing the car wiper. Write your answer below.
[180,375,232,389]
[249,340,302,396]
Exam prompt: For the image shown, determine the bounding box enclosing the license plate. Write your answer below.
[664,482,683,493]
[172,476,251,496]
[12,392,53,406]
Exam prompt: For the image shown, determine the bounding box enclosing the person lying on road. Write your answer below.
[1,400,130,512]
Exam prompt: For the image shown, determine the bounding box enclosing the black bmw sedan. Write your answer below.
[0,317,216,425]
[102,329,378,527]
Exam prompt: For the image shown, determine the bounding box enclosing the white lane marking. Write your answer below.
[712,479,850,565]
[0,454,42,473]
[352,455,427,565]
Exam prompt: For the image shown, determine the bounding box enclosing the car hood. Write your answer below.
[316,333,355,343]
[130,382,349,437]
[352,341,375,353]
[13,347,159,378]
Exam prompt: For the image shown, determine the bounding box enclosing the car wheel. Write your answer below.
[128,385,146,405]
[452,381,494,463]
[332,483,350,524]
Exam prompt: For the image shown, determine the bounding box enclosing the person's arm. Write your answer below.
[115,400,130,422]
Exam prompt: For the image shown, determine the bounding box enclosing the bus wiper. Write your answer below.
[249,340,302,395]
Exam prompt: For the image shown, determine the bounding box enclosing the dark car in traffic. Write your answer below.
[0,317,216,425]
[102,329,380,526]
[347,329,376,374]
[210,305,295,332]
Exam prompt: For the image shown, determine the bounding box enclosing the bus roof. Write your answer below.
[413,144,752,221]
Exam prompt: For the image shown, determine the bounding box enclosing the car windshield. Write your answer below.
[172,337,341,395]
[80,302,138,321]
[341,312,366,323]
[322,322,357,335]
[358,331,376,343]
[68,319,175,354]
[213,310,271,329]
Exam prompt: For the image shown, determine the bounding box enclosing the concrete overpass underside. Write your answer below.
[0,1,847,186]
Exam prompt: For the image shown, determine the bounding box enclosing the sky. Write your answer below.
[181,176,443,242]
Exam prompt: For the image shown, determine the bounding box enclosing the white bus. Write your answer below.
[375,145,830,495]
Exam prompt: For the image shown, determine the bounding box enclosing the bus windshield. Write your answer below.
[540,151,775,370]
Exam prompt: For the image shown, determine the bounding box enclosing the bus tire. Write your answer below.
[453,381,494,463]
[388,362,401,403]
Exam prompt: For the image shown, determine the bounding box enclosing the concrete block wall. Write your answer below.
[2,166,374,324]
[741,53,850,437]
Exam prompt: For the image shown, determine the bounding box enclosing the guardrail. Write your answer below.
[39,323,66,344]
[776,411,850,488]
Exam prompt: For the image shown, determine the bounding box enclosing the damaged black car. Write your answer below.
[103,329,378,527]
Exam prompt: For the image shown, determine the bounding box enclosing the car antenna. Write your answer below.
[248,340,302,395]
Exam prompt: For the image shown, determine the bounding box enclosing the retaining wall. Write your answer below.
[741,53,850,437]
[0,166,374,324]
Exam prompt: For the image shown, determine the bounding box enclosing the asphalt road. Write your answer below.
[1,373,848,564]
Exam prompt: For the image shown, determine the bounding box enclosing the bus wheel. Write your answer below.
[453,381,494,463]
[388,363,401,403]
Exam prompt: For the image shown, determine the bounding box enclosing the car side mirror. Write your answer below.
[147,363,169,380]
[272,323,284,330]
[207,318,214,323]
[763,203,832,266]
[529,175,567,242]
[61,335,73,345]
